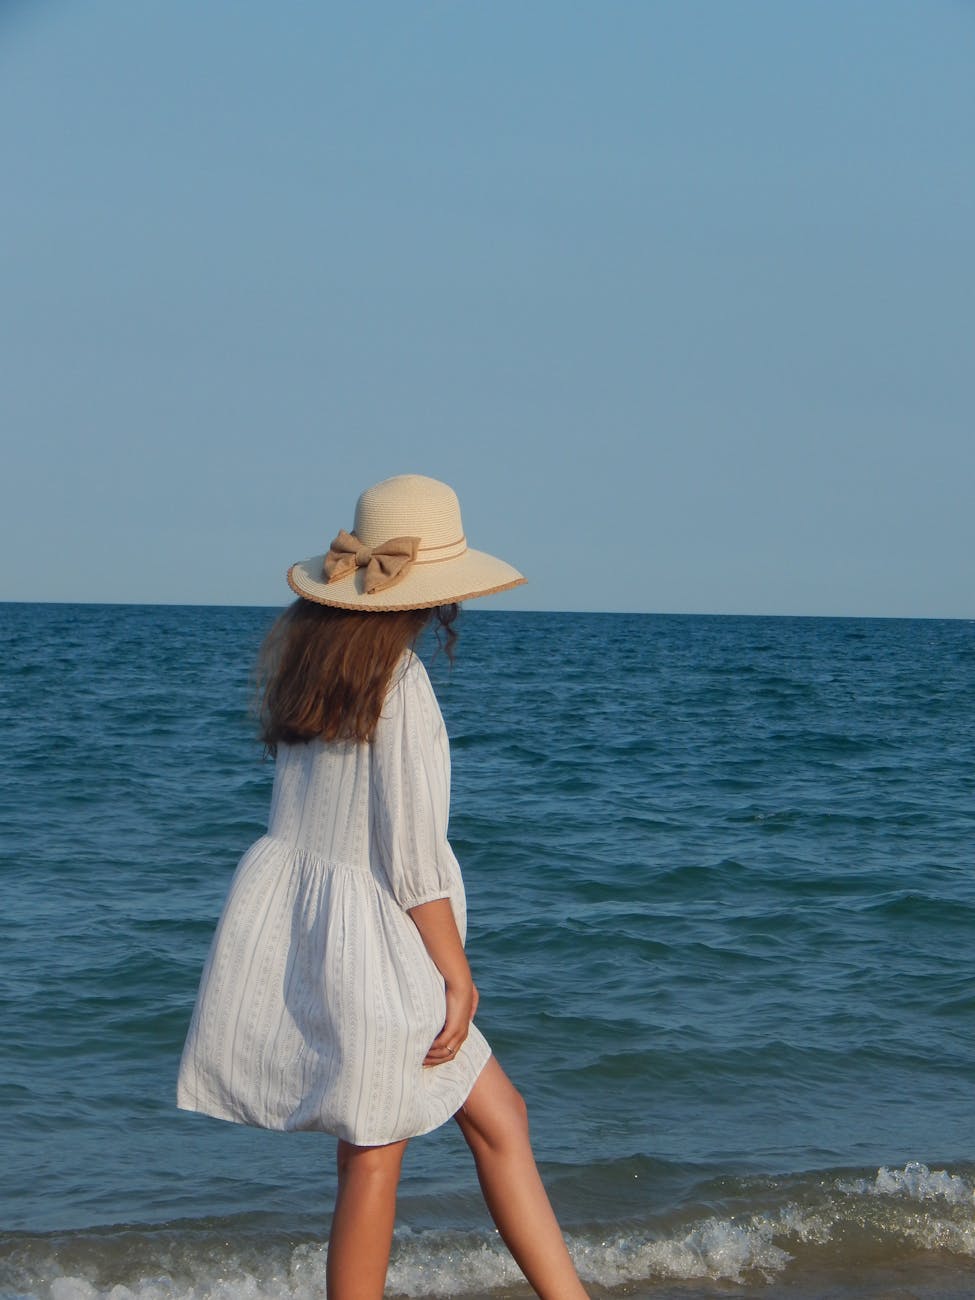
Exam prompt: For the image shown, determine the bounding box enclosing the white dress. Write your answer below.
[177,652,491,1145]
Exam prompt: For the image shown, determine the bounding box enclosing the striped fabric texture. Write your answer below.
[177,653,491,1144]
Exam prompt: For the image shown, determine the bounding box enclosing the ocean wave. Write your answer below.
[4,1164,974,1299]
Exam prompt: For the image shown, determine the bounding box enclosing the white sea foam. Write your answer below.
[837,1160,975,1206]
[570,1214,795,1286]
[31,1208,817,1299]
[901,1214,975,1257]
[832,1161,975,1261]
[384,1233,521,1296]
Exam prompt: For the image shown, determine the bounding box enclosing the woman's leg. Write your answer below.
[454,1057,589,1299]
[326,1137,409,1300]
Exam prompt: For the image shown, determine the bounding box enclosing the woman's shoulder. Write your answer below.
[388,648,433,694]
[381,650,442,726]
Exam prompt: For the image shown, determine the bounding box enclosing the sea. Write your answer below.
[2,603,974,1300]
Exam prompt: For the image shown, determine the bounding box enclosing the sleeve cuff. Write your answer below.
[401,888,454,913]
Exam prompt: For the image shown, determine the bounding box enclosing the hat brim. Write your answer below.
[287,547,526,611]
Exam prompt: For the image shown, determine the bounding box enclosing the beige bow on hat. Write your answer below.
[323,529,420,594]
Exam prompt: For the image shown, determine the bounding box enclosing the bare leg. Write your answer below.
[326,1137,408,1300]
[454,1057,589,1299]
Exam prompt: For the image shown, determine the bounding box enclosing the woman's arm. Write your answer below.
[408,897,478,1066]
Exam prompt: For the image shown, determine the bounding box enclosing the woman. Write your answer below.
[178,474,588,1300]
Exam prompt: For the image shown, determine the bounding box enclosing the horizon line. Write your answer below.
[0,599,970,623]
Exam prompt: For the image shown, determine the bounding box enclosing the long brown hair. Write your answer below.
[258,600,458,750]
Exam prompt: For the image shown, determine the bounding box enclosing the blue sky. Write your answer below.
[2,1,972,615]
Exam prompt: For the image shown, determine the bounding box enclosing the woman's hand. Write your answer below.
[406,898,480,1068]
[423,980,478,1067]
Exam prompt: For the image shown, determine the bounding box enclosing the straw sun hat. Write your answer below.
[287,474,526,611]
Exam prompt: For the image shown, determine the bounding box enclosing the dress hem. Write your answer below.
[176,1045,492,1146]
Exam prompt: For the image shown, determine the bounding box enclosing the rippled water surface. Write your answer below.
[2,604,974,1298]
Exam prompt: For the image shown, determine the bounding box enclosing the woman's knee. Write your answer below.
[505,1082,530,1133]
[457,1059,531,1151]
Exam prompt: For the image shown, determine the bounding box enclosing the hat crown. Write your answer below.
[353,475,463,550]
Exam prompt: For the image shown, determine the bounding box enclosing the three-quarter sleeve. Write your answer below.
[371,654,459,912]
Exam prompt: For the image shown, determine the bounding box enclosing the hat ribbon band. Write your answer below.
[323,530,469,595]
[323,529,420,594]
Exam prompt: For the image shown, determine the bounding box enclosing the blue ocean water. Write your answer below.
[2,603,974,1298]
